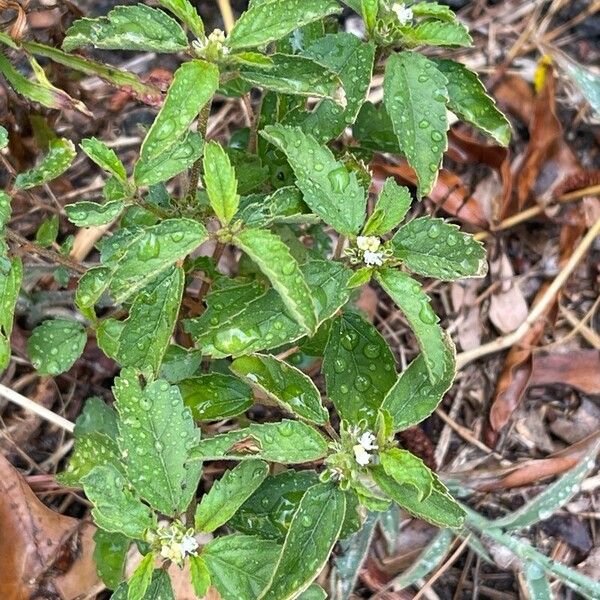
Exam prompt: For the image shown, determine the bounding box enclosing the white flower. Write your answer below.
[358,431,378,451]
[363,250,384,266]
[356,235,381,252]
[353,444,372,466]
[391,3,413,25]
[180,534,199,558]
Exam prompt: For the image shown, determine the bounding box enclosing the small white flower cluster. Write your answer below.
[193,29,230,57]
[391,3,414,26]
[148,522,199,567]
[356,235,385,267]
[352,430,379,466]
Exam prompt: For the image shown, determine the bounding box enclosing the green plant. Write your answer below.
[0,1,517,598]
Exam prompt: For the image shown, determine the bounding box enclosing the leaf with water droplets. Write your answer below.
[0,257,22,371]
[81,464,156,539]
[381,448,435,500]
[65,199,124,227]
[260,124,366,235]
[179,373,254,420]
[376,268,447,383]
[14,138,76,190]
[381,332,456,432]
[195,459,269,532]
[140,60,218,162]
[113,367,201,516]
[231,354,328,424]
[240,53,346,106]
[435,59,511,146]
[392,216,487,280]
[203,535,281,600]
[203,141,240,226]
[62,5,188,52]
[227,0,341,49]
[362,177,412,236]
[80,137,127,182]
[259,483,346,600]
[190,419,328,464]
[323,311,397,427]
[398,20,472,48]
[157,0,204,38]
[116,266,184,376]
[27,318,87,375]
[383,51,449,197]
[234,228,317,334]
[301,33,375,142]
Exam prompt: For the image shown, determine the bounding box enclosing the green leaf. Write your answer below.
[259,483,346,600]
[140,60,218,162]
[381,334,456,432]
[362,178,412,236]
[157,0,204,38]
[234,228,317,334]
[353,101,400,153]
[116,267,184,376]
[298,585,327,600]
[240,54,345,105]
[381,448,435,500]
[65,200,124,227]
[63,5,188,52]
[231,354,328,424]
[128,552,155,600]
[114,368,201,515]
[35,214,59,247]
[159,345,202,383]
[14,138,76,190]
[323,311,396,426]
[93,530,130,590]
[392,216,487,280]
[398,20,472,48]
[361,0,379,33]
[112,571,174,600]
[435,59,511,146]
[204,141,240,225]
[96,319,125,359]
[0,126,7,149]
[227,0,341,49]
[203,535,281,600]
[383,52,449,197]
[0,257,22,371]
[82,464,156,539]
[190,419,328,464]
[101,218,207,303]
[74,394,118,437]
[27,318,86,375]
[372,467,465,528]
[229,470,320,541]
[375,268,446,383]
[301,33,375,142]
[186,260,351,357]
[195,459,269,532]
[556,53,600,118]
[261,125,366,235]
[75,266,113,317]
[189,555,211,598]
[411,2,459,21]
[80,137,127,182]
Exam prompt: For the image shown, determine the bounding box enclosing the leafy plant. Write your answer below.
[0,1,518,598]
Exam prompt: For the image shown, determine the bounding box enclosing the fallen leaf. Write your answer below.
[451,280,483,351]
[494,75,535,124]
[488,252,528,334]
[530,350,600,394]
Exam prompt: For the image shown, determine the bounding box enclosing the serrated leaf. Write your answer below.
[27,318,86,375]
[435,59,511,146]
[134,131,204,187]
[381,333,456,432]
[186,260,351,357]
[80,137,127,182]
[128,552,155,600]
[93,530,130,590]
[157,0,204,38]
[190,419,328,464]
[234,228,317,334]
[381,448,435,500]
[411,2,459,21]
[261,124,366,235]
[159,345,202,383]
[116,267,184,376]
[14,138,76,190]
[65,199,124,227]
[195,459,269,532]
[240,54,345,105]
[203,535,281,600]
[82,464,156,539]
[323,311,396,427]
[384,52,449,197]
[112,570,174,600]
[0,257,22,371]
[203,141,239,225]
[74,396,119,438]
[189,555,211,598]
[229,470,320,541]
[362,178,411,236]
[301,33,375,142]
[392,216,487,279]
[231,354,328,424]
[376,268,446,383]
[140,60,218,162]
[227,0,341,49]
[63,5,188,52]
[372,467,464,528]
[398,20,472,48]
[179,373,254,420]
[259,483,346,600]
[114,368,201,516]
